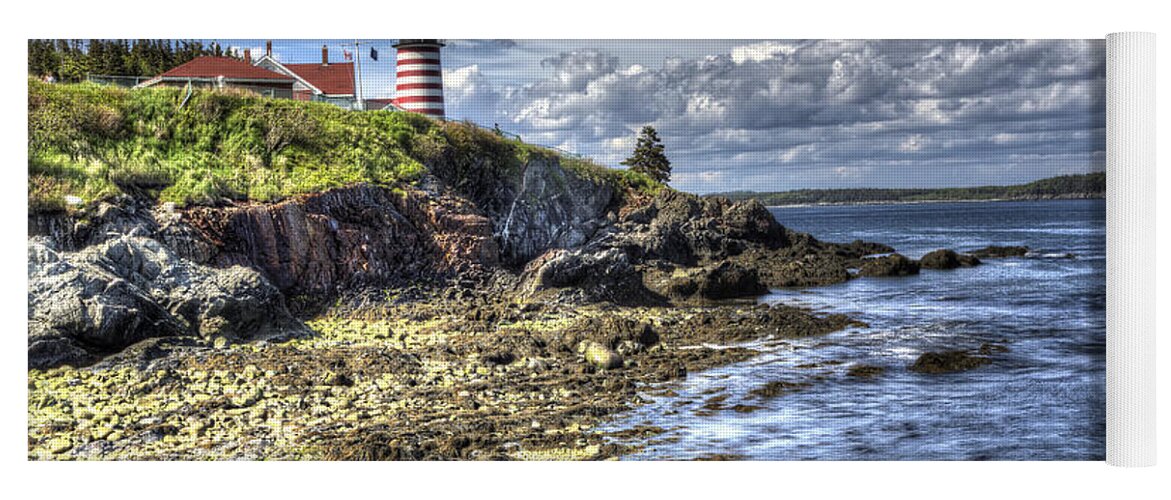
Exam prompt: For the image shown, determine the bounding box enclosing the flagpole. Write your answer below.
[353,40,365,111]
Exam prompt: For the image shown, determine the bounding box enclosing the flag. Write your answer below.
[343,50,352,61]
[370,47,379,61]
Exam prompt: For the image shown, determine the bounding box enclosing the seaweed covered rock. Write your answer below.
[521,248,661,305]
[842,239,897,257]
[740,251,852,287]
[602,190,890,291]
[566,316,660,355]
[969,245,1029,259]
[857,253,920,277]
[919,249,981,270]
[691,262,766,299]
[610,190,778,265]
[645,262,767,300]
[718,198,789,245]
[846,364,887,378]
[27,236,305,369]
[579,341,624,370]
[909,350,990,374]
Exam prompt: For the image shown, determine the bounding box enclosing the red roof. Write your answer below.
[159,56,294,81]
[284,62,355,96]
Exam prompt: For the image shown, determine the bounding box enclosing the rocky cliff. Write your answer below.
[27,149,623,366]
[28,152,905,367]
[491,158,615,264]
[30,95,917,371]
[176,183,498,297]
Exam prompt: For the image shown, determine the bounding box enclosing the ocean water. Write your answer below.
[604,199,1106,460]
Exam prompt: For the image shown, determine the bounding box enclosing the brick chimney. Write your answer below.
[244,48,251,63]
[321,45,328,66]
[266,40,272,57]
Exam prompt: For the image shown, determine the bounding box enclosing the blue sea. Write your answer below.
[604,199,1106,460]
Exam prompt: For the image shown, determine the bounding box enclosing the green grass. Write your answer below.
[28,79,424,209]
[561,156,664,197]
[29,78,660,213]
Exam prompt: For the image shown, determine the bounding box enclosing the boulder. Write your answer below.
[608,191,786,266]
[571,316,659,351]
[842,239,896,257]
[560,189,892,297]
[719,199,787,246]
[521,247,662,305]
[909,350,990,374]
[690,262,766,299]
[27,236,305,369]
[741,251,852,287]
[530,248,631,289]
[579,341,623,370]
[978,342,1011,355]
[846,364,886,378]
[857,253,920,277]
[969,245,1029,259]
[919,249,981,270]
[650,262,767,300]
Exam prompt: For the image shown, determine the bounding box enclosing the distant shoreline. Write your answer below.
[766,194,1105,209]
[710,172,1105,208]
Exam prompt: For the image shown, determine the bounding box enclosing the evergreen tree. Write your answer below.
[132,38,150,75]
[620,126,671,183]
[27,40,59,77]
[58,39,89,82]
[28,39,241,80]
[88,39,109,75]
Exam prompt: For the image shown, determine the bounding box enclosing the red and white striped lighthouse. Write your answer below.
[393,39,445,118]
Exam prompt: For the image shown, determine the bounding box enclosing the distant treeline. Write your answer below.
[28,39,239,83]
[715,172,1106,206]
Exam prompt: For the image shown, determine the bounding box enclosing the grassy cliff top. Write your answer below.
[28,79,659,213]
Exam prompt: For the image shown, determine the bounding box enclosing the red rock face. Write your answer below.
[393,188,500,271]
[181,185,498,296]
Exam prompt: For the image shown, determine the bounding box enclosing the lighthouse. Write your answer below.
[393,39,445,118]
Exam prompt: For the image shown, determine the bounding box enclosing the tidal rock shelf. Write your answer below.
[28,155,997,460]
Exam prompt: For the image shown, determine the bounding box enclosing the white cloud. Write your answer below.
[730,41,797,64]
[899,134,928,152]
[618,64,646,76]
[444,64,482,93]
[992,132,1018,144]
[228,46,268,61]
[605,135,635,152]
[779,144,817,163]
[685,94,726,123]
[439,39,1105,193]
[834,166,860,178]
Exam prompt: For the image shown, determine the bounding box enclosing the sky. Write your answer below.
[219,39,1106,194]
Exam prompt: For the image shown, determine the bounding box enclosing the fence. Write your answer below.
[464,121,587,160]
[86,74,153,87]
